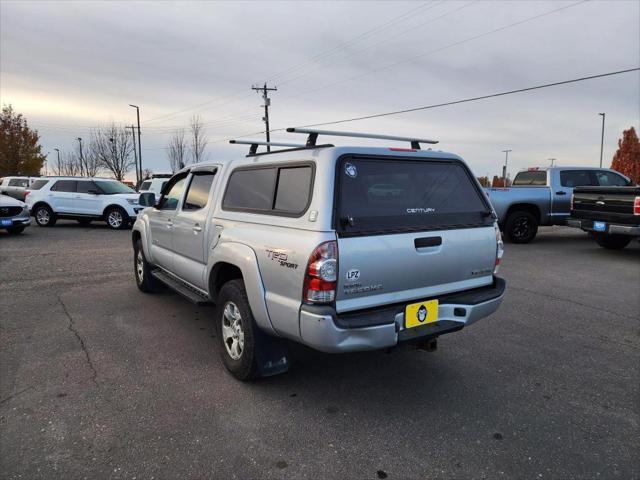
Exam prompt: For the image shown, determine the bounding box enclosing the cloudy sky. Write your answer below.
[1,0,638,180]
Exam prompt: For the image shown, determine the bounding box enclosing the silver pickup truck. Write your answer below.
[131,129,506,380]
[485,166,631,243]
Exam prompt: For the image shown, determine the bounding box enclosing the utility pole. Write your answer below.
[502,149,512,184]
[129,104,143,185]
[128,125,139,185]
[598,113,605,168]
[548,158,556,167]
[77,137,84,176]
[54,148,60,175]
[251,83,277,151]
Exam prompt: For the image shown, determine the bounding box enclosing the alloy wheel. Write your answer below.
[36,208,50,225]
[222,301,245,360]
[107,210,123,229]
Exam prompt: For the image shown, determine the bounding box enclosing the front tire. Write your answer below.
[34,204,57,227]
[7,225,25,234]
[216,280,261,381]
[505,211,538,243]
[133,239,163,292]
[593,233,631,250]
[105,207,129,230]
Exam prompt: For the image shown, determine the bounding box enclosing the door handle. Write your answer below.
[193,224,202,233]
[555,191,567,195]
[166,219,173,228]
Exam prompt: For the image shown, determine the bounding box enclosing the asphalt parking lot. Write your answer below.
[1,222,638,479]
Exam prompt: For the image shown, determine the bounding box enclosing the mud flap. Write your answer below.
[254,327,290,377]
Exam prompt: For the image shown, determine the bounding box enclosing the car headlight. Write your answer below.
[126,199,138,205]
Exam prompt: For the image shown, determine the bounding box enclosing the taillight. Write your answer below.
[303,241,338,304]
[494,225,504,275]
[24,191,30,200]
[634,196,640,216]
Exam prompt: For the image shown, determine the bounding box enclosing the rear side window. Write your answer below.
[29,180,48,190]
[513,171,547,186]
[336,157,492,235]
[274,167,313,212]
[183,172,216,211]
[223,168,277,211]
[51,180,77,192]
[139,181,151,191]
[222,164,314,216]
[8,178,29,187]
[76,181,99,194]
[595,171,629,186]
[560,170,594,188]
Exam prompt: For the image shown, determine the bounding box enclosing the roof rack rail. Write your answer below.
[229,139,307,155]
[286,127,438,150]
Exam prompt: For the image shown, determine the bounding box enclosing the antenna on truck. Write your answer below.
[286,127,439,150]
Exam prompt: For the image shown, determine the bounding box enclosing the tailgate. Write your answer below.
[336,227,496,312]
[334,154,496,313]
[572,187,639,224]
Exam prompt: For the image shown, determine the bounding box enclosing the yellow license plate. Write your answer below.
[405,299,439,329]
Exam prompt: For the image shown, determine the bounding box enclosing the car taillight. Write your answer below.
[634,196,640,216]
[303,241,338,304]
[494,225,504,275]
[24,191,30,200]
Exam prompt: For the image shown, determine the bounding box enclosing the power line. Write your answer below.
[277,0,589,104]
[222,67,639,140]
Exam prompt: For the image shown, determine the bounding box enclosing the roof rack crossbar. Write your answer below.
[229,139,307,155]
[286,127,438,149]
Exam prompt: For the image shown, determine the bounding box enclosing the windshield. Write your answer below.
[94,180,135,194]
[336,157,493,235]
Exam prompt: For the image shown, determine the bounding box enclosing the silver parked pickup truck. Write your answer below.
[485,167,631,243]
[132,129,506,380]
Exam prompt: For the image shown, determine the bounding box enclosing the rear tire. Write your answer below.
[593,233,631,250]
[216,280,262,381]
[505,211,538,243]
[133,239,163,292]
[105,207,129,230]
[34,204,57,227]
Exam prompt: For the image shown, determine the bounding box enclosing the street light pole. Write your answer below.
[502,149,512,184]
[129,104,142,185]
[599,113,605,168]
[548,158,556,167]
[77,137,84,176]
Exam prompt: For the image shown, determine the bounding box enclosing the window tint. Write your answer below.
[183,172,216,210]
[94,181,135,194]
[8,178,29,187]
[52,180,77,192]
[274,167,312,213]
[560,170,594,188]
[513,171,547,186]
[337,158,492,234]
[29,180,48,190]
[76,181,99,194]
[223,168,277,211]
[139,181,151,191]
[160,177,186,210]
[595,171,629,186]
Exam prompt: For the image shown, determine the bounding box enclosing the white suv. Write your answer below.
[26,177,142,229]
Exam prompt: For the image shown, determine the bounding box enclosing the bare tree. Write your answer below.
[52,150,81,176]
[90,124,135,180]
[167,129,187,172]
[189,115,208,164]
[142,168,153,180]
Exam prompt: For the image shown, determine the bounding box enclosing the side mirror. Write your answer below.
[139,192,156,207]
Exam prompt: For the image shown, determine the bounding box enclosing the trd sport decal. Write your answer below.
[265,249,299,270]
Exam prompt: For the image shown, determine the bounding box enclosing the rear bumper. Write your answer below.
[567,218,640,236]
[299,278,506,353]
